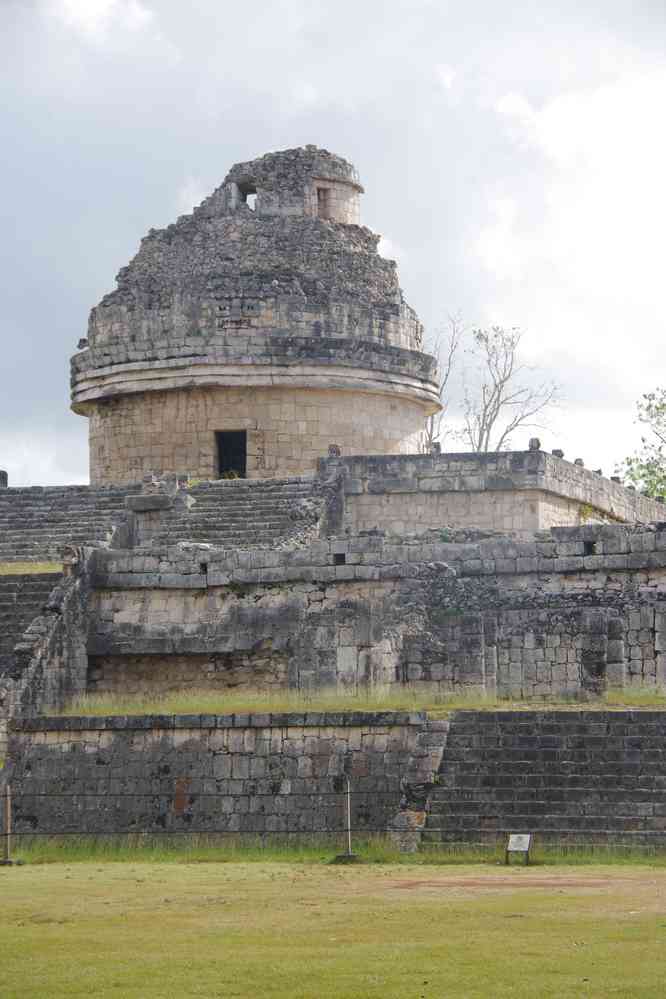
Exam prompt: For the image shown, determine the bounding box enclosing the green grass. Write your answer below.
[12,834,666,869]
[58,685,504,717]
[57,684,666,718]
[0,561,61,575]
[1,859,665,997]
[604,688,666,707]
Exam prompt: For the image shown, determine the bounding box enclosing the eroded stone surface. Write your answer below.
[70,146,440,483]
[7,712,426,836]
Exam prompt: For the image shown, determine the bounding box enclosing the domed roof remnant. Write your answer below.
[71,145,438,411]
[71,146,441,485]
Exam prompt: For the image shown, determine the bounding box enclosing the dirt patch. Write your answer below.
[390,877,629,891]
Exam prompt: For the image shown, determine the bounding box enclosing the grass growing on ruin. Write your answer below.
[2,859,666,998]
[58,684,666,718]
[604,688,666,708]
[59,685,502,717]
[0,561,61,575]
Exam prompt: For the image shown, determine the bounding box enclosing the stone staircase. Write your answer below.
[424,710,666,845]
[0,485,137,562]
[145,476,324,549]
[0,574,61,676]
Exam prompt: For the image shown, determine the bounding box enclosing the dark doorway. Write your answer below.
[317,186,331,219]
[216,430,247,478]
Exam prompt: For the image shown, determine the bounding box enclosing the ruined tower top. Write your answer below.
[70,146,440,484]
[213,145,364,224]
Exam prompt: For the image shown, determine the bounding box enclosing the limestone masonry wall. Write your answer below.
[88,651,289,695]
[87,386,426,484]
[6,712,426,837]
[8,709,666,846]
[87,521,666,699]
[320,451,663,534]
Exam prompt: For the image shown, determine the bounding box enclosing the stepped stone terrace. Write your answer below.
[4,144,666,848]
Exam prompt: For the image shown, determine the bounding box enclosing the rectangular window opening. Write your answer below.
[583,540,597,556]
[238,183,257,211]
[216,430,247,479]
[333,552,346,565]
[317,187,331,219]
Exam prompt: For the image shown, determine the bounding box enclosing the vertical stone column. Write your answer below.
[606,616,627,688]
[654,610,666,687]
[0,470,7,489]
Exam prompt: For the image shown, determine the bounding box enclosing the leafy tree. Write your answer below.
[620,389,666,497]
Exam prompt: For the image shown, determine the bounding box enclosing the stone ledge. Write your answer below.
[70,358,440,413]
[11,710,427,733]
[320,450,665,524]
[125,494,174,512]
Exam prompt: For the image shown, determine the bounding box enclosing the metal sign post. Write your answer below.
[505,832,532,866]
[345,775,352,857]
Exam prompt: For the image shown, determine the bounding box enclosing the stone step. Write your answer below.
[0,574,59,665]
[426,710,666,843]
[179,518,310,528]
[0,586,57,597]
[0,477,322,559]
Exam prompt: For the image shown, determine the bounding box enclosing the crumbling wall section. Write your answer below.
[88,649,290,695]
[88,523,666,699]
[0,563,90,756]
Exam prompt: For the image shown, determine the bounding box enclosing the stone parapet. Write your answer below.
[88,522,666,588]
[12,710,426,732]
[319,450,664,533]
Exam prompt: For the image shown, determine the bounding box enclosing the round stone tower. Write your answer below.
[71,146,440,485]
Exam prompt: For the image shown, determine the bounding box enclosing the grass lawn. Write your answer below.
[1,860,665,998]
[0,561,61,576]
[58,684,666,718]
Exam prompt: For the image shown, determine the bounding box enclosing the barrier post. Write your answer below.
[333,775,359,863]
[1,784,12,866]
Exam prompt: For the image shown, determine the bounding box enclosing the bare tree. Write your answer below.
[422,314,464,452]
[459,326,558,451]
[423,322,559,453]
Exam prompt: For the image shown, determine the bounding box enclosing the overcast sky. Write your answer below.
[2,0,665,485]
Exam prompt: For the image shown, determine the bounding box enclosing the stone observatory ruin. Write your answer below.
[4,145,666,846]
[71,146,440,485]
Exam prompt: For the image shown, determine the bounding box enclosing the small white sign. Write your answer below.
[507,833,531,853]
